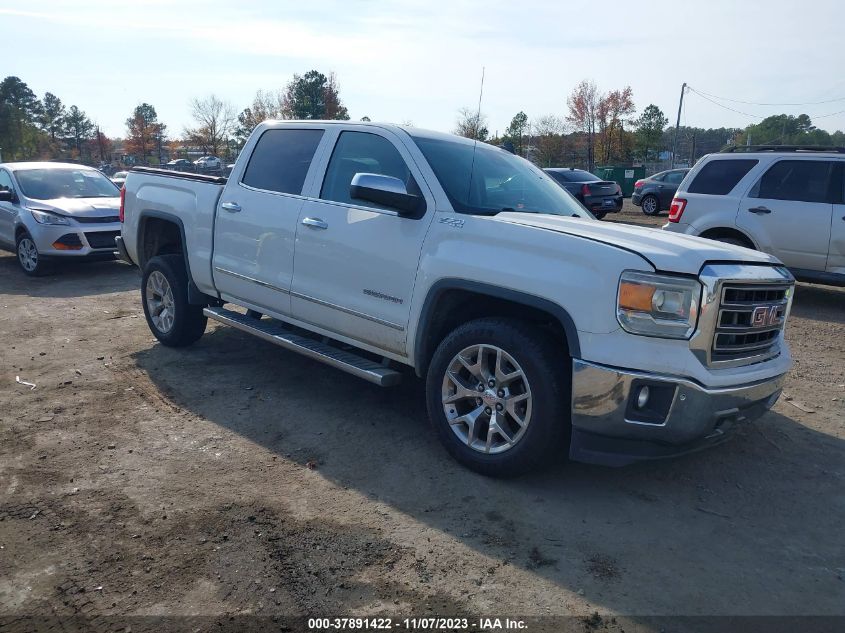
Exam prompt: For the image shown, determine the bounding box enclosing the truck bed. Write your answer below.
[122,167,227,297]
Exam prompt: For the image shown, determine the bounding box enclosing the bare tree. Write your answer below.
[236,89,286,146]
[532,115,568,167]
[454,107,488,141]
[567,80,600,171]
[187,94,236,158]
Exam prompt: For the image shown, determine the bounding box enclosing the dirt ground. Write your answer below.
[1,203,844,631]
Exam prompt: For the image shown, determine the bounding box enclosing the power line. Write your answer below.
[813,108,845,119]
[689,87,845,107]
[686,88,766,119]
[687,87,845,122]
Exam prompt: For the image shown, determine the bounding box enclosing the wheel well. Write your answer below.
[699,227,755,249]
[416,288,572,376]
[139,217,184,268]
[15,225,27,240]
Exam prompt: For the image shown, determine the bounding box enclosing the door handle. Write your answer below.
[221,201,241,213]
[301,217,328,230]
[747,206,771,214]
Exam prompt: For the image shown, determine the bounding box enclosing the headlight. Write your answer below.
[30,209,70,225]
[617,271,701,339]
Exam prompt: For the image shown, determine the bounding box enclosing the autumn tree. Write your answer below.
[596,87,635,163]
[126,103,165,164]
[634,104,669,162]
[282,70,350,120]
[187,94,236,157]
[566,80,600,171]
[454,107,489,141]
[503,111,529,156]
[90,126,113,163]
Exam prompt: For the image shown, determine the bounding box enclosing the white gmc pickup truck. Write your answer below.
[118,121,795,476]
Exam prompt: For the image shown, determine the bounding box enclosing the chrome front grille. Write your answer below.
[712,283,790,362]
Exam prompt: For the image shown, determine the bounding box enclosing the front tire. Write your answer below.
[426,318,570,477]
[141,254,207,347]
[640,195,660,216]
[16,231,49,276]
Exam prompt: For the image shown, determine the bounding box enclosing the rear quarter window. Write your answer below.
[687,159,758,195]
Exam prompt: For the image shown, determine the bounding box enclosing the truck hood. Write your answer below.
[28,197,120,218]
[493,212,779,275]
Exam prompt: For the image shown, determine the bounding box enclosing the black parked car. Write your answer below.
[165,159,195,172]
[631,168,690,216]
[544,168,622,219]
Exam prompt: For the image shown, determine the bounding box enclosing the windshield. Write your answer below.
[411,135,591,217]
[16,168,120,200]
[553,170,599,182]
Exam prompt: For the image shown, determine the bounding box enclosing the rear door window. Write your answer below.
[687,159,758,195]
[241,128,324,195]
[751,160,834,204]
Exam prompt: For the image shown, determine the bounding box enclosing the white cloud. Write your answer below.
[2,0,844,137]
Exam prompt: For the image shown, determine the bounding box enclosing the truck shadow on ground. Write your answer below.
[790,283,845,324]
[0,252,138,298]
[132,324,845,617]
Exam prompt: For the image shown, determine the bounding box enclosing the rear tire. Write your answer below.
[425,318,571,477]
[640,195,660,216]
[592,210,607,220]
[141,254,207,347]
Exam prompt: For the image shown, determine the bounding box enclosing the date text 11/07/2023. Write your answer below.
[308,617,528,631]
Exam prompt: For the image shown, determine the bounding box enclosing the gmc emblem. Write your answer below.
[751,305,782,328]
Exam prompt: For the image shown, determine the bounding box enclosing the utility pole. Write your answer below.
[689,131,696,166]
[671,82,686,168]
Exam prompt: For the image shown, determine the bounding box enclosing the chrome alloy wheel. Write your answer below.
[18,237,38,272]
[145,270,176,333]
[441,344,532,454]
[642,196,658,215]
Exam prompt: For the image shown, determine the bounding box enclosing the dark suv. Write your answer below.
[544,168,623,219]
[632,168,690,215]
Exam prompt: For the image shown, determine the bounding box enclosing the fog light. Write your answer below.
[636,385,650,409]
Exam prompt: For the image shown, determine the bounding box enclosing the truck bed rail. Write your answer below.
[130,166,228,185]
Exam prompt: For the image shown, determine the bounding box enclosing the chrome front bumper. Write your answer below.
[569,359,785,466]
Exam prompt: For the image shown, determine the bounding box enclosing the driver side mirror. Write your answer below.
[0,189,13,203]
[349,173,425,216]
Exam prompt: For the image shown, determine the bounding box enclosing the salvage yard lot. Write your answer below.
[1,207,844,629]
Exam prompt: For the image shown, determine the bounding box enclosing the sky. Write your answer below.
[1,0,844,140]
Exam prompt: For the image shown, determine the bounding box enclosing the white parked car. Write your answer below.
[193,156,222,170]
[0,162,121,275]
[111,170,129,187]
[119,122,794,476]
[663,147,845,286]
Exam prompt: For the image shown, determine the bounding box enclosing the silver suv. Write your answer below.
[663,146,845,286]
